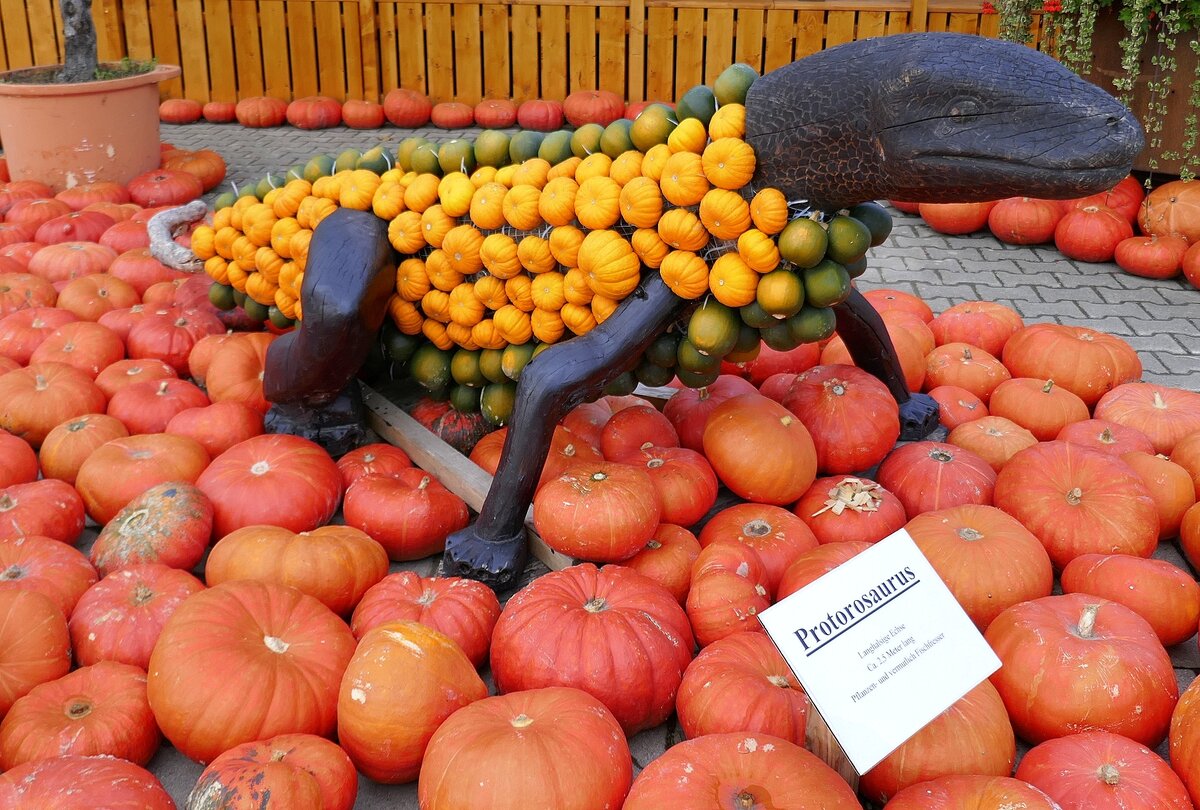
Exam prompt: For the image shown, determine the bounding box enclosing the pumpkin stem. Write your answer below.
[962,347,974,361]
[779,414,794,428]
[735,792,756,808]
[828,380,848,397]
[1065,487,1083,506]
[66,701,93,720]
[697,387,710,402]
[767,674,791,689]
[1153,390,1167,410]
[249,461,271,476]
[1098,428,1116,445]
[263,635,290,653]
[646,458,665,469]
[583,597,608,613]
[157,380,171,395]
[562,444,577,458]
[0,564,25,581]
[590,472,608,483]
[119,508,150,533]
[67,418,90,432]
[742,519,772,538]
[1099,763,1120,785]
[956,527,985,542]
[645,539,662,550]
[417,476,431,491]
[1076,604,1100,639]
[510,713,534,729]
[362,453,376,463]
[0,494,14,512]
[34,374,48,392]
[929,448,954,463]
[416,589,438,606]
[812,477,883,517]
[270,750,289,763]
[1041,379,1055,394]
[131,584,155,606]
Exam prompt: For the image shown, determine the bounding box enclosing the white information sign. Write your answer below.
[758,528,1001,775]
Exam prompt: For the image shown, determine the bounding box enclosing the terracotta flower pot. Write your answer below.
[0,64,180,192]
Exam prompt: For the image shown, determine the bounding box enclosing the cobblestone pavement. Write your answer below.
[152,122,1200,809]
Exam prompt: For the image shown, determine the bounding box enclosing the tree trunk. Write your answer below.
[59,0,98,83]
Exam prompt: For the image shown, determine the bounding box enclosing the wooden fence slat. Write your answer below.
[705,8,735,85]
[763,8,794,73]
[540,5,567,100]
[174,0,210,101]
[426,3,454,101]
[598,6,626,97]
[0,0,33,68]
[626,0,645,100]
[734,8,764,74]
[481,3,508,99]
[645,6,674,102]
[378,2,398,92]
[825,9,857,47]
[313,1,347,97]
[0,6,9,71]
[345,1,365,98]
[454,4,482,102]
[143,0,181,97]
[396,2,428,93]
[794,8,823,61]
[569,4,597,91]
[887,10,910,35]
[260,0,291,98]
[205,0,238,102]
[948,11,977,33]
[357,0,378,97]
[510,4,539,99]
[857,10,888,40]
[675,7,704,93]
[28,0,60,65]
[287,0,319,97]
[230,0,265,97]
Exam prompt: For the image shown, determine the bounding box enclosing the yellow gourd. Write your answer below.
[562,267,595,306]
[579,230,641,299]
[511,158,551,189]
[448,282,486,327]
[590,294,619,324]
[503,184,544,231]
[531,307,565,343]
[204,256,230,285]
[631,227,670,269]
[494,304,533,344]
[702,138,756,191]
[388,297,424,335]
[530,271,566,312]
[437,172,476,217]
[658,250,710,299]
[659,151,709,207]
[425,248,465,292]
[420,205,455,248]
[421,289,452,323]
[445,322,480,351]
[737,229,781,272]
[442,224,485,275]
[517,235,556,274]
[658,208,710,252]
[422,319,454,350]
[191,226,216,261]
[546,156,582,180]
[609,151,644,186]
[340,170,383,211]
[708,252,758,307]
[469,182,509,231]
[480,233,523,279]
[538,177,579,227]
[254,247,284,284]
[470,318,507,351]
[504,275,535,312]
[574,176,623,231]
[667,117,709,154]
[575,153,613,184]
[270,217,302,258]
[388,211,426,254]
[619,177,663,229]
[707,104,746,140]
[473,275,509,310]
[549,225,584,268]
[641,144,673,183]
[404,173,442,213]
[749,187,789,235]
[561,302,597,336]
[372,182,406,221]
[699,188,752,240]
[272,180,313,219]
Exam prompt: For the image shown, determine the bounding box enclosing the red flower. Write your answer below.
[1042,0,1061,11]
[981,1,996,12]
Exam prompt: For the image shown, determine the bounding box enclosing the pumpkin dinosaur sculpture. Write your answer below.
[182,33,1142,591]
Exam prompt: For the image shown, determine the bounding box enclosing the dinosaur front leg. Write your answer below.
[443,275,690,591]
[833,289,940,440]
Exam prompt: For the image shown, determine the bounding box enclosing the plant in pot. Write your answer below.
[988,0,1199,177]
[0,0,180,191]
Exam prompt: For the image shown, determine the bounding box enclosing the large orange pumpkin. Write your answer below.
[70,563,205,669]
[1056,417,1156,457]
[946,415,1038,472]
[0,478,86,544]
[781,364,900,474]
[336,442,412,489]
[188,733,358,810]
[532,461,660,562]
[0,307,78,365]
[106,378,210,435]
[698,503,818,596]
[621,523,702,604]
[1174,430,1200,499]
[343,468,469,561]
[0,271,56,318]
[985,593,1178,747]
[905,504,1052,630]
[490,563,693,736]
[1001,323,1142,407]
[994,441,1159,569]
[1061,553,1200,647]
[338,620,487,784]
[885,775,1061,809]
[876,441,996,516]
[0,533,97,617]
[164,399,265,459]
[94,356,177,398]
[623,732,860,809]
[988,377,1090,442]
[703,393,817,504]
[195,433,342,539]
[0,428,38,488]
[860,681,1015,805]
[922,343,1011,402]
[205,524,388,616]
[0,755,174,809]
[1171,672,1200,806]
[0,660,159,769]
[0,361,106,449]
[54,274,140,322]
[1120,450,1196,539]
[792,475,908,545]
[776,541,872,599]
[0,589,71,715]
[1094,382,1200,456]
[148,579,356,764]
[75,432,210,525]
[204,331,275,413]
[1138,178,1200,243]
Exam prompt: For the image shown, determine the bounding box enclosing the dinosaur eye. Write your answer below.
[948,97,983,119]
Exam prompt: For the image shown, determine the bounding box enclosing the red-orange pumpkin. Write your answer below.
[876,441,996,516]
[918,201,996,234]
[922,343,1011,403]
[1121,450,1196,539]
[70,563,205,669]
[189,733,357,810]
[986,196,1063,245]
[860,681,1015,805]
[1115,234,1189,279]
[0,428,37,488]
[1062,553,1200,647]
[204,331,274,413]
[0,361,106,447]
[599,404,679,460]
[286,96,343,129]
[985,593,1178,746]
[341,99,386,129]
[343,469,468,561]
[792,475,907,545]
[662,375,757,452]
[703,393,817,504]
[205,524,388,616]
[28,321,124,378]
[202,101,238,123]
[1003,323,1142,408]
[75,433,210,525]
[1094,382,1200,456]
[1171,671,1200,806]
[946,415,1038,472]
[988,377,1090,442]
[127,169,204,208]
[162,149,227,192]
[419,687,632,810]
[0,754,174,809]
[1056,417,1156,457]
[1185,241,1200,288]
[885,775,1061,809]
[490,563,693,736]
[4,198,71,230]
[27,242,117,287]
[929,301,1024,358]
[0,272,56,318]
[196,433,342,539]
[55,274,140,322]
[164,399,264,459]
[722,343,821,387]
[473,98,518,128]
[0,533,96,617]
[1054,204,1134,262]
[1017,730,1192,810]
[776,541,872,599]
[148,579,357,763]
[0,660,159,769]
[235,96,289,127]
[98,220,150,253]
[532,462,660,562]
[382,88,432,127]
[517,99,565,131]
[905,504,1052,630]
[430,102,475,129]
[338,620,487,783]
[106,378,207,435]
[34,211,115,245]
[698,503,819,596]
[0,589,70,716]
[0,477,85,544]
[563,89,625,127]
[1138,178,1200,243]
[94,356,177,398]
[994,441,1159,569]
[686,553,771,647]
[676,630,808,746]
[126,308,224,373]
[158,98,202,123]
[1073,174,1145,222]
[350,571,500,667]
[336,443,411,489]
[37,413,127,486]
[1174,430,1200,499]
[781,364,899,474]
[619,445,716,528]
[54,181,130,210]
[623,732,860,809]
[89,481,213,575]
[621,523,702,604]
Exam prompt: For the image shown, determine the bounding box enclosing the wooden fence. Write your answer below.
[0,0,1054,104]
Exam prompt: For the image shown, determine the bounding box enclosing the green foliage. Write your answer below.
[93,57,157,80]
